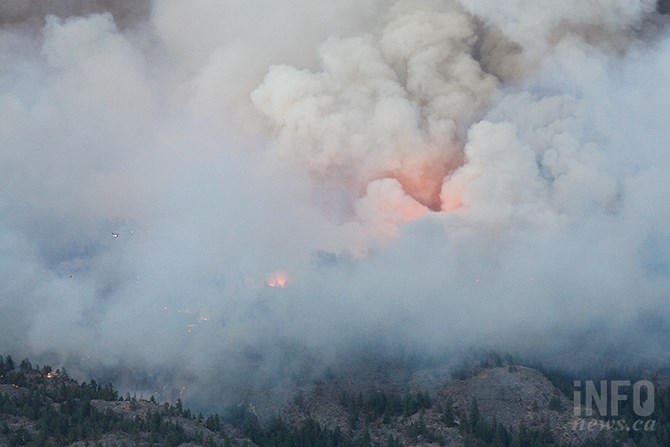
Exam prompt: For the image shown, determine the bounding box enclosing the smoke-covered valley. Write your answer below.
[1,0,670,412]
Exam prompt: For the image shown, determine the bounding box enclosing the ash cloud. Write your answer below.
[1,0,670,411]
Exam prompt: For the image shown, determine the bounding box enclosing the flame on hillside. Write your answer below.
[266,272,288,288]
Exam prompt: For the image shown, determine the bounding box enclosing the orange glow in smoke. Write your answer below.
[266,272,288,288]
[392,172,444,212]
[377,151,464,217]
[395,200,429,221]
[46,372,56,379]
[441,191,464,212]
[440,181,465,212]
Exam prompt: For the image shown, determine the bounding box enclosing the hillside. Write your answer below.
[0,356,251,447]
[1,355,668,447]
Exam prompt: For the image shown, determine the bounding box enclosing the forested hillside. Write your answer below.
[1,355,669,447]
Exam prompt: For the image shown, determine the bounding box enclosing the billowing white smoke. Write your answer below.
[251,0,650,228]
[1,0,669,410]
[252,0,498,211]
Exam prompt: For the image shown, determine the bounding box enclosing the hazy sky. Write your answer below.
[1,0,669,410]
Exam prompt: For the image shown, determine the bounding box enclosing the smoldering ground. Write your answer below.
[1,0,670,412]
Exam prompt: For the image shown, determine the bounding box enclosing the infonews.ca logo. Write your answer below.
[572,380,656,432]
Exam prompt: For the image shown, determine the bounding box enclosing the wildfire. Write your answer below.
[359,167,464,233]
[440,181,465,212]
[385,150,464,211]
[46,372,56,379]
[266,272,288,288]
[391,171,444,212]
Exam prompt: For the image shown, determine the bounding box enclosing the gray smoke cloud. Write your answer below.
[1,0,670,411]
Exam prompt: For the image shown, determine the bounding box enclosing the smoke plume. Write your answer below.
[1,0,669,411]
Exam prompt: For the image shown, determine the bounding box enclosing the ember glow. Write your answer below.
[266,273,288,288]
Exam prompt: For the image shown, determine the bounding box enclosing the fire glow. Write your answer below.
[266,272,288,288]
